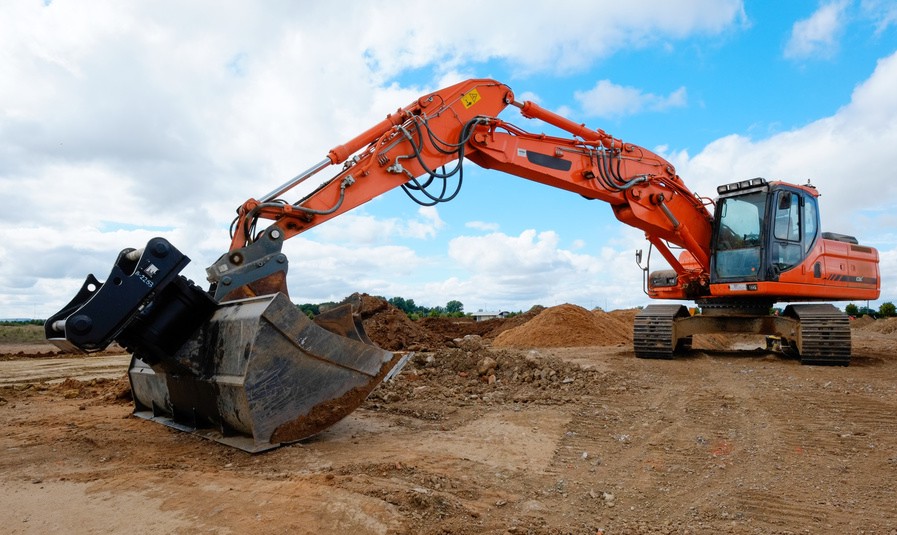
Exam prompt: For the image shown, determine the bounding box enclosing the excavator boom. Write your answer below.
[223,79,714,298]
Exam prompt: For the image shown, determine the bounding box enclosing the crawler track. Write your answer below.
[784,304,851,366]
[633,304,689,359]
[635,303,852,365]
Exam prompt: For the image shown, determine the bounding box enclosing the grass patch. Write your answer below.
[0,324,47,344]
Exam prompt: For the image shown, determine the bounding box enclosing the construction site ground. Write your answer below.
[2,303,897,534]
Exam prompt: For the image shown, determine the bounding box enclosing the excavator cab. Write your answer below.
[710,178,819,285]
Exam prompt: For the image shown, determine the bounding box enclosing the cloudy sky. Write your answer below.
[2,0,896,318]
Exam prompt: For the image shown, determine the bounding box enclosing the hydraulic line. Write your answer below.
[235,176,354,243]
[396,116,484,206]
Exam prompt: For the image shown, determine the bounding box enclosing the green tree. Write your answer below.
[880,302,896,318]
[388,296,420,315]
[297,303,320,318]
[445,300,464,314]
[388,296,408,313]
[845,303,859,316]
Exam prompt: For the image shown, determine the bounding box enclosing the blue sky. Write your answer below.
[1,0,896,318]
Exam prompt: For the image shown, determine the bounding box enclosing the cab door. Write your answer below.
[767,188,818,279]
[711,191,767,282]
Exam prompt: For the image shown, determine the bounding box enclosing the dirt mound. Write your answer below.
[481,306,545,339]
[851,315,877,329]
[593,309,634,342]
[416,316,491,341]
[316,295,550,351]
[492,303,631,348]
[415,306,547,342]
[607,308,640,326]
[336,293,445,351]
[367,343,607,414]
[858,317,897,335]
[51,376,131,403]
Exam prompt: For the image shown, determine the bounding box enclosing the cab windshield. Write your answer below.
[714,192,766,280]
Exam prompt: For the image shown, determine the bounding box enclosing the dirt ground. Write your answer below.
[3,307,897,534]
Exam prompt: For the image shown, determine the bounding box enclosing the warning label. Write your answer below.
[460,89,481,109]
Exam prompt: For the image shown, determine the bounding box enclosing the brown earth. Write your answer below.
[3,307,897,533]
[492,304,632,348]
[353,293,546,350]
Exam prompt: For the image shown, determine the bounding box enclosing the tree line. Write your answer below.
[846,302,895,319]
[297,296,466,319]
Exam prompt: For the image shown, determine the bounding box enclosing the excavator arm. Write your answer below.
[219,78,714,303]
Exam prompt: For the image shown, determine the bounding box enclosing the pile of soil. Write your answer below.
[592,308,634,342]
[326,296,550,351]
[415,316,492,341]
[415,306,546,342]
[336,293,445,351]
[50,376,132,403]
[606,307,640,326]
[367,337,607,415]
[851,315,877,329]
[858,316,897,335]
[481,306,545,339]
[492,304,631,348]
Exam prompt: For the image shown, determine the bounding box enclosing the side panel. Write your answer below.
[801,238,880,294]
[712,236,880,301]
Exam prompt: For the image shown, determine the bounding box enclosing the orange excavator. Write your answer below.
[45,79,880,451]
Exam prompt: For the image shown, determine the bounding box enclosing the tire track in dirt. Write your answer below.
[741,387,897,530]
[0,355,129,386]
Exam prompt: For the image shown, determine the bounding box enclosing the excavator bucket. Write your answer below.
[129,293,407,452]
[45,237,408,452]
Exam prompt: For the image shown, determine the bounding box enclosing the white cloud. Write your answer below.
[437,228,644,310]
[860,0,897,34]
[450,229,573,274]
[355,0,745,76]
[308,207,445,245]
[405,206,445,239]
[878,249,897,303]
[575,80,688,118]
[784,1,849,60]
[284,236,430,303]
[465,221,501,232]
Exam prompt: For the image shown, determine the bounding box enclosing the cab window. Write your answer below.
[802,194,818,253]
[771,191,802,271]
[714,192,764,279]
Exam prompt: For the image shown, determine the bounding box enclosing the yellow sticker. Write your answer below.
[461,89,481,109]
